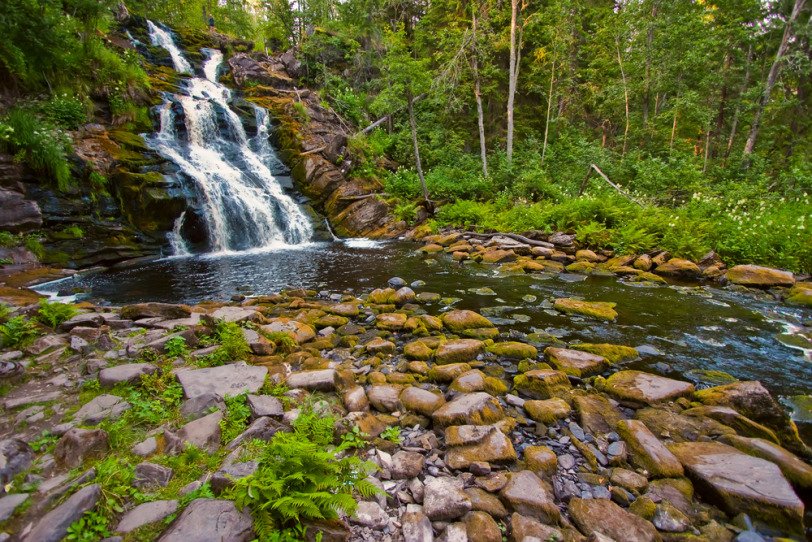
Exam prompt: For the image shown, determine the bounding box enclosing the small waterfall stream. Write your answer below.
[145,21,313,254]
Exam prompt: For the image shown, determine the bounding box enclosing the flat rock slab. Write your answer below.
[117,500,178,533]
[669,441,804,534]
[74,394,130,425]
[0,493,28,521]
[616,419,683,478]
[207,306,259,323]
[432,392,505,427]
[603,370,694,405]
[22,484,100,542]
[286,369,337,391]
[176,364,267,399]
[545,347,607,377]
[158,498,254,542]
[446,425,516,470]
[568,497,660,542]
[246,394,283,418]
[99,363,157,388]
[499,470,559,524]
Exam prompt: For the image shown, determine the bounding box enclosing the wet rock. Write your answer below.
[573,343,639,363]
[176,364,268,399]
[287,369,337,391]
[120,303,191,320]
[445,425,516,469]
[635,406,734,443]
[486,342,537,359]
[784,282,812,307]
[0,439,34,486]
[523,445,557,477]
[404,339,436,360]
[54,428,109,468]
[684,405,778,443]
[463,511,501,542]
[117,500,178,533]
[512,369,571,399]
[522,398,570,425]
[573,394,623,436]
[601,370,694,405]
[616,419,684,478]
[262,318,316,344]
[165,411,222,453]
[465,488,507,518]
[432,392,505,427]
[365,337,396,355]
[545,347,607,377]
[22,484,100,542]
[553,298,617,321]
[376,312,408,330]
[246,394,283,418]
[720,434,812,489]
[74,394,130,424]
[440,310,495,334]
[429,363,473,383]
[508,513,562,542]
[367,384,403,413]
[0,493,28,521]
[436,340,484,364]
[726,265,794,288]
[158,498,253,542]
[654,258,701,278]
[610,468,648,494]
[99,362,157,388]
[351,501,389,529]
[395,287,417,305]
[401,387,446,416]
[391,451,425,479]
[423,477,472,521]
[450,370,487,393]
[568,497,660,542]
[652,502,690,533]
[401,511,433,542]
[439,522,468,542]
[0,188,42,232]
[669,441,804,534]
[499,470,559,523]
[134,462,172,489]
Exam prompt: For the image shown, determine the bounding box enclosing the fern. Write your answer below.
[220,393,251,444]
[0,316,39,348]
[36,299,78,328]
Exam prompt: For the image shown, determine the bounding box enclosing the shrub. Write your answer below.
[393,200,418,224]
[36,300,78,328]
[0,109,73,190]
[215,321,251,360]
[41,94,87,129]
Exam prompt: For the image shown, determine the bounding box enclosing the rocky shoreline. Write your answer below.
[0,246,809,541]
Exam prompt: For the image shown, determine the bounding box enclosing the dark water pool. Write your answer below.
[35,239,812,433]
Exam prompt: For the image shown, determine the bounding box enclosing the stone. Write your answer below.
[0,188,42,231]
[499,470,559,523]
[211,462,259,494]
[545,347,607,377]
[669,441,804,534]
[423,477,472,521]
[246,394,283,418]
[0,493,28,522]
[634,254,653,271]
[401,387,445,416]
[432,392,505,426]
[436,340,484,364]
[439,522,469,542]
[553,298,617,321]
[134,462,172,488]
[726,265,795,288]
[74,394,130,425]
[509,513,563,542]
[652,502,690,533]
[120,303,191,320]
[465,488,507,518]
[573,394,623,436]
[785,282,812,307]
[684,405,778,443]
[227,417,283,449]
[180,393,226,421]
[22,484,101,542]
[602,370,694,405]
[654,258,701,278]
[117,500,179,532]
[450,370,486,393]
[0,439,34,486]
[429,363,473,383]
[262,318,316,344]
[99,363,157,388]
[401,511,433,542]
[524,398,571,424]
[368,287,397,304]
[524,446,557,477]
[635,406,734,443]
[480,248,517,264]
[720,435,812,489]
[610,468,648,493]
[486,342,537,359]
[132,437,158,457]
[572,343,639,363]
[391,450,425,479]
[376,313,408,330]
[395,287,417,305]
[365,337,396,355]
[616,419,684,478]
[351,501,389,529]
[405,340,435,360]
[568,498,660,542]
[367,384,403,413]
[464,511,501,542]
[445,425,516,470]
[512,369,571,399]
[158,498,253,542]
[441,310,495,333]
[342,386,369,412]
[287,369,337,391]
[208,306,258,323]
[176,364,267,399]
[54,428,108,468]
[165,411,222,453]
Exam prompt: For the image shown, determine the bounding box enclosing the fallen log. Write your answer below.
[462,231,555,248]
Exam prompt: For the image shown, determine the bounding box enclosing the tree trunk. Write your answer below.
[616,38,630,157]
[743,0,806,161]
[713,50,732,158]
[670,107,678,152]
[472,5,488,177]
[725,44,753,160]
[541,59,555,165]
[703,126,712,173]
[407,92,429,203]
[506,0,519,163]
[642,2,657,127]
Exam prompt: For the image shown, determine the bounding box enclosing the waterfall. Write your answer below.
[144,21,314,254]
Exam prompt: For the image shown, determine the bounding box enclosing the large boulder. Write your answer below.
[99,362,157,388]
[553,298,617,321]
[432,392,505,427]
[654,258,701,278]
[601,370,694,406]
[669,441,804,535]
[158,498,254,541]
[120,303,192,320]
[720,435,812,490]
[726,265,795,288]
[0,188,42,232]
[22,485,101,542]
[445,425,517,469]
[568,497,660,542]
[176,364,267,399]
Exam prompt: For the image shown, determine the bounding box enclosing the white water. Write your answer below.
[144,22,313,253]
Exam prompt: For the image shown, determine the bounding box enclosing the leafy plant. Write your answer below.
[0,304,10,323]
[380,426,401,444]
[36,299,78,328]
[292,101,310,123]
[220,393,251,444]
[164,336,189,358]
[260,330,297,354]
[0,316,39,348]
[41,93,87,129]
[65,510,111,541]
[0,109,72,190]
[339,425,367,449]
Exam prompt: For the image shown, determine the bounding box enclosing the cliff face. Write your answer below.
[0,20,404,277]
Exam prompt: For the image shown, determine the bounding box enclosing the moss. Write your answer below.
[628,496,657,520]
[484,377,509,395]
[108,130,150,151]
[571,343,638,363]
[554,298,618,321]
[784,283,812,307]
[513,369,571,400]
[565,261,596,274]
[487,341,538,359]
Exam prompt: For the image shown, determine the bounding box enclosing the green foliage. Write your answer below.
[339,425,367,450]
[41,94,87,130]
[164,336,189,358]
[292,101,311,124]
[36,300,78,329]
[197,321,251,366]
[65,510,110,541]
[0,316,39,348]
[380,426,401,444]
[393,201,418,224]
[220,393,251,444]
[30,431,59,453]
[0,109,73,191]
[0,304,10,323]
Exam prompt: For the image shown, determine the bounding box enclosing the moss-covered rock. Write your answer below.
[571,343,639,363]
[487,342,538,360]
[544,347,607,377]
[513,369,571,399]
[726,264,795,288]
[435,339,484,364]
[441,310,495,333]
[524,398,571,424]
[404,339,435,360]
[553,298,617,321]
[784,282,812,307]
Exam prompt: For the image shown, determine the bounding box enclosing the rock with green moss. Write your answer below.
[435,339,484,364]
[669,441,804,535]
[400,386,445,416]
[544,347,607,377]
[683,405,779,443]
[565,261,596,274]
[427,363,472,383]
[553,298,617,321]
[784,282,812,307]
[432,392,505,426]
[445,424,517,469]
[720,434,812,490]
[513,369,571,399]
[404,339,435,360]
[634,407,735,443]
[601,370,694,406]
[726,264,795,288]
[617,419,684,478]
[484,376,509,396]
[441,310,495,333]
[572,394,623,436]
[524,398,571,424]
[571,343,639,363]
[367,288,397,304]
[487,341,538,359]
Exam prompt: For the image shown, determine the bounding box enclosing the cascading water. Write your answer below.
[144,21,313,254]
